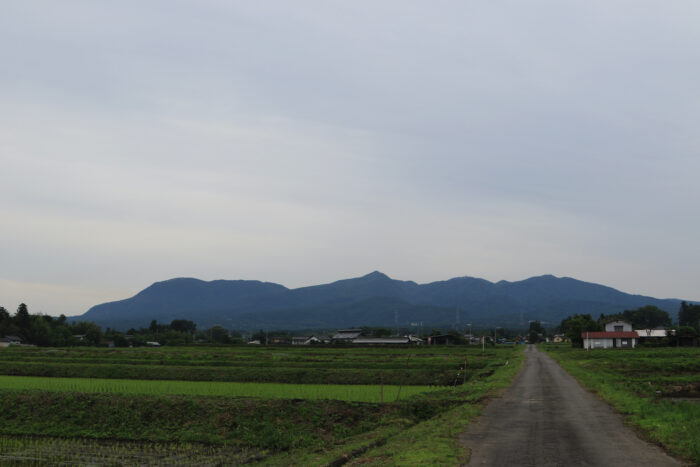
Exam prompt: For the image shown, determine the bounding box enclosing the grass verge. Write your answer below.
[345,349,524,466]
[543,346,700,465]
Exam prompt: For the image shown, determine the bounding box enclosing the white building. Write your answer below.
[605,320,632,332]
[582,321,638,349]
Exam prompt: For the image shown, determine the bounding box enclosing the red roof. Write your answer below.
[581,332,638,339]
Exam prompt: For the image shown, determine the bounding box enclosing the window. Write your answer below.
[614,325,623,332]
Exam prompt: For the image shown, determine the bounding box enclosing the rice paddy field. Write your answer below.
[542,345,700,464]
[0,345,497,385]
[0,344,524,465]
[0,375,437,402]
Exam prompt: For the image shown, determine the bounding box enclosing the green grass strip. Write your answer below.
[0,375,439,402]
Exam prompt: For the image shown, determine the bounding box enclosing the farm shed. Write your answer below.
[582,331,639,349]
[635,329,668,338]
[552,334,566,343]
[268,336,291,345]
[292,336,330,345]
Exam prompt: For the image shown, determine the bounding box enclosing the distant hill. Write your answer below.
[74,271,685,331]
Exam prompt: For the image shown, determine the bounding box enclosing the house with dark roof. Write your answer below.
[331,329,363,343]
[0,336,21,347]
[292,335,331,345]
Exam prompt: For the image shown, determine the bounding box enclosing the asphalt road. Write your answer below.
[459,345,682,466]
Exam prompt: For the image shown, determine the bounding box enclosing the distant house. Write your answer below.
[465,334,481,345]
[292,335,330,345]
[552,334,566,344]
[0,336,21,347]
[605,320,633,333]
[145,341,161,346]
[427,334,458,345]
[582,321,638,349]
[268,336,291,345]
[352,336,424,345]
[635,329,668,338]
[407,335,424,345]
[331,329,363,343]
[634,328,669,344]
[247,339,261,345]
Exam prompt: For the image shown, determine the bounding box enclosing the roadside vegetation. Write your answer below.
[542,345,700,464]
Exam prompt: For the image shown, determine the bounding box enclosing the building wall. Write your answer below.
[583,337,637,349]
[583,338,614,349]
[605,321,632,332]
[616,338,636,348]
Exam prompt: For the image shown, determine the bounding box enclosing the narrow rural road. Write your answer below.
[459,345,682,466]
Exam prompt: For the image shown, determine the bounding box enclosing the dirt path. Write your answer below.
[459,345,682,466]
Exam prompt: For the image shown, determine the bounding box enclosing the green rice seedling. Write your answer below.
[0,375,438,402]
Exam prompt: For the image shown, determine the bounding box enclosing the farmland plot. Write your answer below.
[0,345,523,465]
[0,375,438,402]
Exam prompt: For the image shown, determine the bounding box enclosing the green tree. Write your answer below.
[528,321,544,343]
[71,321,103,346]
[371,328,392,337]
[678,302,700,332]
[560,314,602,347]
[27,317,52,346]
[112,334,129,347]
[619,306,671,329]
[250,329,266,344]
[170,319,196,334]
[210,325,231,344]
[15,303,30,328]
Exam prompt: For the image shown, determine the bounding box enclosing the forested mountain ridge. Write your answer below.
[74,271,685,331]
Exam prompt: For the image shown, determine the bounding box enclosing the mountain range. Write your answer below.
[73,272,685,331]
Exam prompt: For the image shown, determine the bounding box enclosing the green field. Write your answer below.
[0,375,437,402]
[542,345,700,464]
[0,346,495,385]
[0,344,524,465]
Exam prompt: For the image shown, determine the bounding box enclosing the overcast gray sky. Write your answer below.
[2,1,699,316]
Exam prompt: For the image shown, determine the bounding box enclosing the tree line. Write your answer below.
[0,304,245,347]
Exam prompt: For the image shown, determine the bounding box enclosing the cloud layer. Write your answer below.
[2,1,699,315]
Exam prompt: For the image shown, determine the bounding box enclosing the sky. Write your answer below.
[1,1,699,317]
